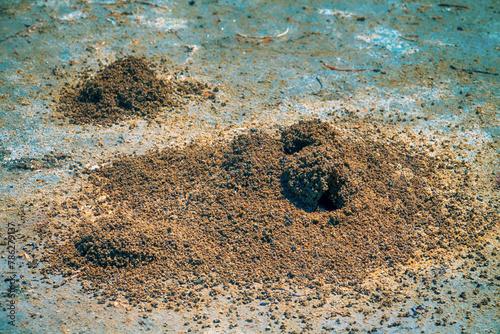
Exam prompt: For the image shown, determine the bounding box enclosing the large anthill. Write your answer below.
[38,120,496,308]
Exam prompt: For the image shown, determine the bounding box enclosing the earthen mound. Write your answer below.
[39,119,496,308]
[57,56,215,125]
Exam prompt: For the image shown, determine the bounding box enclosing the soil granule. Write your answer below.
[38,120,496,308]
[57,56,215,125]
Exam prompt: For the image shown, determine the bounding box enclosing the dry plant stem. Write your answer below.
[322,61,367,72]
[88,1,169,10]
[438,3,469,10]
[235,27,289,40]
[0,24,43,43]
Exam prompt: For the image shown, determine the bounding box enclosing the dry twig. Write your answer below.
[322,61,367,72]
[235,27,289,41]
[0,24,42,43]
[89,1,169,10]
[438,3,469,10]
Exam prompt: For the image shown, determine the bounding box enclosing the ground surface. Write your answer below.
[0,0,499,333]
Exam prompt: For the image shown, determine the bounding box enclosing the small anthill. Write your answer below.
[57,55,215,125]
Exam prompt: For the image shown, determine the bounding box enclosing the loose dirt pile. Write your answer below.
[38,120,496,308]
[57,56,216,125]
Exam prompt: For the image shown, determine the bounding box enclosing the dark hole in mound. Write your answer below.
[281,142,345,212]
[322,177,346,211]
[284,175,345,212]
[318,193,337,211]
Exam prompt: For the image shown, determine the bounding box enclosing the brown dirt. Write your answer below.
[37,120,496,309]
[57,55,216,125]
